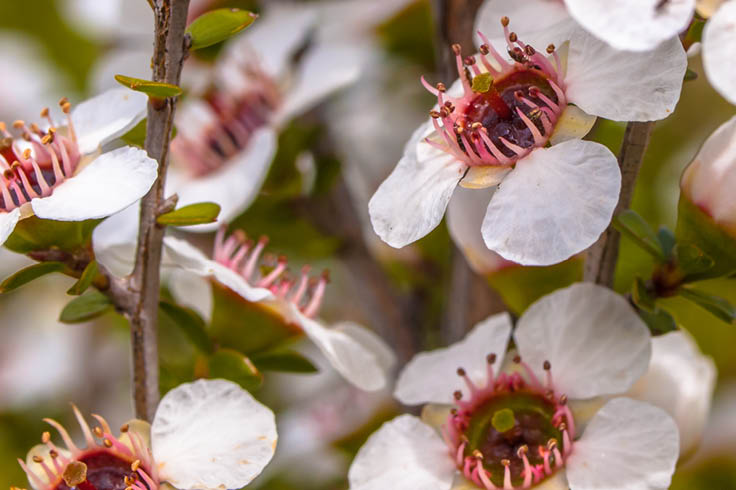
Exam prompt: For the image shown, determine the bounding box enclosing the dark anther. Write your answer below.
[487,353,497,364]
[457,367,466,376]
[500,16,510,27]
[543,360,551,370]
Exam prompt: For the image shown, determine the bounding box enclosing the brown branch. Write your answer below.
[431,0,484,79]
[127,0,191,421]
[584,121,656,287]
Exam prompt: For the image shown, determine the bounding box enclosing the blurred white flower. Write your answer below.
[702,1,736,105]
[0,89,157,246]
[161,229,395,392]
[349,284,682,490]
[369,19,686,266]
[19,379,277,490]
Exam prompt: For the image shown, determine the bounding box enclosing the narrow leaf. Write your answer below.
[636,306,678,334]
[60,291,112,324]
[613,210,665,260]
[251,349,319,373]
[159,301,214,353]
[631,277,656,312]
[208,348,263,391]
[187,8,257,50]
[656,227,676,260]
[0,262,66,293]
[157,202,221,226]
[115,74,183,98]
[679,287,736,325]
[67,260,99,295]
[674,243,715,282]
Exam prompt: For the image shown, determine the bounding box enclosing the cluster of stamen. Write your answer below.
[17,406,157,490]
[171,58,280,177]
[0,99,81,212]
[423,18,566,167]
[443,355,575,489]
[214,227,328,318]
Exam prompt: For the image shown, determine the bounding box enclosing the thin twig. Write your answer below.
[128,0,191,421]
[584,121,656,287]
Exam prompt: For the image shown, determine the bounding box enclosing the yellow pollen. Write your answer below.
[41,432,51,444]
[131,460,141,472]
[32,456,43,464]
[103,438,113,448]
[12,120,24,129]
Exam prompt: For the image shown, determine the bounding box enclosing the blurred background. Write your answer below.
[0,1,734,489]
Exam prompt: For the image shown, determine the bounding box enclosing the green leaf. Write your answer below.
[67,260,99,295]
[656,227,676,260]
[251,349,319,373]
[0,262,66,293]
[636,305,678,334]
[471,72,493,93]
[632,277,656,312]
[59,291,112,323]
[684,68,698,82]
[159,301,213,353]
[613,210,665,260]
[157,202,221,226]
[676,195,736,277]
[684,18,706,46]
[208,348,263,391]
[674,243,715,282]
[678,287,736,325]
[4,216,100,254]
[187,8,257,50]
[120,118,147,147]
[114,74,183,98]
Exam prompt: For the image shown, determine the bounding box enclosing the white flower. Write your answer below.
[161,229,395,392]
[19,378,277,490]
[0,88,157,247]
[476,0,695,53]
[349,283,683,490]
[369,18,686,266]
[703,1,736,105]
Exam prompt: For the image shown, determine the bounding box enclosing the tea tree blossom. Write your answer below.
[162,229,394,391]
[369,18,686,265]
[0,88,156,246]
[17,379,277,490]
[702,1,736,105]
[349,284,682,490]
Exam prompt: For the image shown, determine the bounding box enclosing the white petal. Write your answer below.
[474,0,576,55]
[395,313,512,405]
[369,122,466,248]
[565,29,687,122]
[626,330,716,458]
[89,47,153,93]
[168,269,214,323]
[514,283,651,400]
[295,309,390,391]
[277,42,364,125]
[348,414,455,490]
[564,0,695,52]
[482,140,620,266]
[92,201,140,276]
[152,379,277,490]
[446,187,514,275]
[703,1,736,105]
[549,105,597,145]
[567,397,679,490]
[162,236,274,303]
[0,209,21,247]
[72,88,148,154]
[169,128,277,232]
[31,146,157,221]
[333,321,397,373]
[459,165,511,189]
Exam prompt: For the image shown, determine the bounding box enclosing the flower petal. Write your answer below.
[703,1,736,105]
[92,202,140,276]
[168,270,215,323]
[482,140,620,266]
[447,187,514,275]
[333,321,397,374]
[514,283,651,400]
[151,379,277,490]
[626,330,716,459]
[348,414,455,490]
[459,165,510,189]
[0,209,21,247]
[72,88,148,154]
[564,0,695,52]
[162,236,274,303]
[369,122,466,248]
[565,29,687,121]
[395,313,512,405]
[474,0,576,54]
[168,128,277,232]
[31,146,157,221]
[549,105,597,145]
[294,309,390,391]
[566,397,679,490]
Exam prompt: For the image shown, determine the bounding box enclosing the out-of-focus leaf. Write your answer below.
[0,262,66,293]
[67,260,98,295]
[186,8,257,50]
[251,349,318,373]
[678,287,736,325]
[684,68,698,82]
[636,305,678,334]
[159,301,214,353]
[4,217,100,254]
[207,348,262,391]
[59,291,112,323]
[676,195,736,276]
[657,227,676,260]
[157,202,220,226]
[614,210,665,260]
[674,243,716,282]
[632,277,656,312]
[120,118,147,147]
[115,74,182,98]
